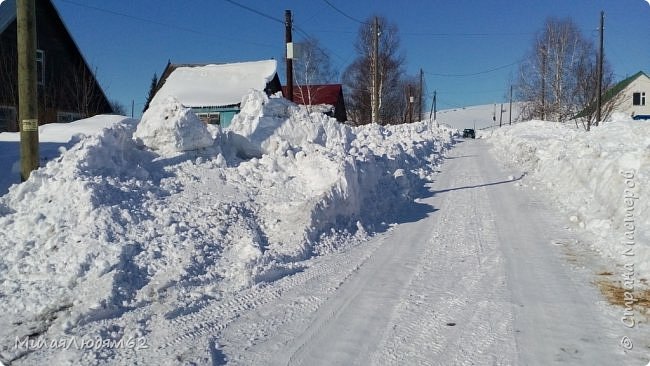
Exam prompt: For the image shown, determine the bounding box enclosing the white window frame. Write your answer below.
[633,92,646,106]
[195,112,221,125]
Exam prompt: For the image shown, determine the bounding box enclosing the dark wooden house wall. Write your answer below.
[0,0,113,132]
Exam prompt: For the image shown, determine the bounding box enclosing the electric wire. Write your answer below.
[322,0,369,25]
[425,60,520,77]
[58,0,275,48]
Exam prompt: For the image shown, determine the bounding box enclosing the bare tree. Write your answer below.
[343,16,405,125]
[292,37,338,111]
[110,100,127,116]
[516,17,614,123]
[397,74,424,124]
[62,61,108,117]
[0,42,18,131]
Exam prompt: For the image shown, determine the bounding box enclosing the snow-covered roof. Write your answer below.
[151,60,278,108]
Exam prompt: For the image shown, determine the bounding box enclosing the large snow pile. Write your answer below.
[487,115,649,277]
[133,97,214,154]
[0,91,454,363]
[0,115,128,195]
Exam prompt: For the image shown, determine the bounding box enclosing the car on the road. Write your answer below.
[462,128,475,139]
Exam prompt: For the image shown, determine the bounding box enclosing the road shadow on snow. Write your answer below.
[442,154,478,160]
[432,172,526,195]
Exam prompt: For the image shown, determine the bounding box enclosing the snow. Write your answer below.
[487,114,650,275]
[0,115,130,195]
[133,97,214,154]
[0,90,454,364]
[150,60,278,107]
[0,89,648,364]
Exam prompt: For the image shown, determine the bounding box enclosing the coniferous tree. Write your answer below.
[143,73,158,113]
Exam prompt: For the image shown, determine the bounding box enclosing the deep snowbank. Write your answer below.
[0,91,454,361]
[0,115,129,195]
[487,115,649,277]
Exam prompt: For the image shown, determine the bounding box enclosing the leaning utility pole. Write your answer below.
[285,10,294,102]
[371,16,380,123]
[595,10,604,128]
[429,90,437,124]
[18,0,39,181]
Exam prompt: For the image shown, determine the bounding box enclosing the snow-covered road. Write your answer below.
[4,108,647,365]
[155,138,635,365]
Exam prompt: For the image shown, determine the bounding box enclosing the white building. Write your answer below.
[607,71,650,119]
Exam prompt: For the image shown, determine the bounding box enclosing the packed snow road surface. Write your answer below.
[207,139,631,365]
[2,99,647,365]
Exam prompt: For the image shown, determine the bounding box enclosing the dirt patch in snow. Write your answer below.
[595,276,650,319]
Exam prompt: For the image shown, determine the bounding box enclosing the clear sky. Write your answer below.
[51,0,650,117]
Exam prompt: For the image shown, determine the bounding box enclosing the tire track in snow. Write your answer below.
[125,234,383,364]
[371,148,516,365]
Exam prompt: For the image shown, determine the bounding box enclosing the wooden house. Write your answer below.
[150,60,282,128]
[283,84,347,122]
[0,0,113,132]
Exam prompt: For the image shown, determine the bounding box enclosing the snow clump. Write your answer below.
[133,97,214,154]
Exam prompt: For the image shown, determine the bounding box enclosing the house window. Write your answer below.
[36,49,45,86]
[0,106,16,132]
[633,92,646,106]
[196,112,220,125]
[57,111,84,123]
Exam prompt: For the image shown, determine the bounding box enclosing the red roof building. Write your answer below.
[282,84,347,122]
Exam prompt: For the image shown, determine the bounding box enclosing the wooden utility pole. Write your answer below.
[595,10,604,128]
[407,85,413,123]
[371,16,380,123]
[418,68,423,122]
[541,45,547,121]
[18,0,39,181]
[509,85,513,125]
[499,103,504,127]
[285,10,294,102]
[429,90,437,124]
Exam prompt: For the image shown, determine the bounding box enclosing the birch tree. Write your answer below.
[342,16,405,125]
[516,17,613,123]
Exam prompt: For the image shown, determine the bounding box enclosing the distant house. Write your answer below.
[609,71,650,120]
[150,60,282,128]
[282,84,347,122]
[577,71,650,121]
[0,0,113,132]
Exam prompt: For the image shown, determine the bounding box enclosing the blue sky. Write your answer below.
[52,0,650,117]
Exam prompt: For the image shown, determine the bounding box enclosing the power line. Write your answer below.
[221,0,285,25]
[401,31,535,37]
[59,0,206,35]
[322,0,369,25]
[425,60,520,77]
[58,0,275,48]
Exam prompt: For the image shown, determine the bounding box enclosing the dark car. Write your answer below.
[462,128,475,139]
